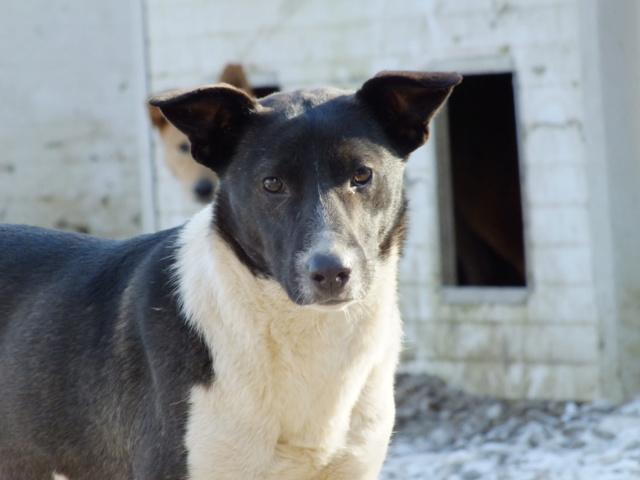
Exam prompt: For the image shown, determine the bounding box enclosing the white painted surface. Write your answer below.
[0,0,150,238]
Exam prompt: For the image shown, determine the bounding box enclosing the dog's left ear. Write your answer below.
[356,71,462,157]
[149,85,258,172]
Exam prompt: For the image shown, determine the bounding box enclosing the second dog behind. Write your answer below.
[147,64,255,203]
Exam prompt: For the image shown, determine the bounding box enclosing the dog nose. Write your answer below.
[194,178,214,201]
[308,254,351,296]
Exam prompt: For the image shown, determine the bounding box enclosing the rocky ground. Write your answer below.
[380,374,640,480]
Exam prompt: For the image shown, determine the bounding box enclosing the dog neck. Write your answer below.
[174,204,402,478]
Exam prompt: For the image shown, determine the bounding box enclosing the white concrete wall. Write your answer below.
[396,0,601,401]
[579,0,640,402]
[144,0,637,401]
[6,0,633,401]
[0,0,152,238]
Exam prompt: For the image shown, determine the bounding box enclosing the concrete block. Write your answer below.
[514,43,581,88]
[399,285,437,323]
[404,203,438,250]
[521,324,598,364]
[419,321,525,363]
[522,124,585,166]
[530,244,593,285]
[524,364,599,401]
[525,162,589,206]
[398,241,438,287]
[436,300,528,324]
[419,360,529,399]
[521,84,584,127]
[419,360,598,401]
[528,205,591,246]
[527,285,599,324]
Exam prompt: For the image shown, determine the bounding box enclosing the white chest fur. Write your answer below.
[174,206,402,480]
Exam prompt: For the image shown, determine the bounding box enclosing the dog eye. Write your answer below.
[263,177,285,193]
[351,167,373,187]
[178,141,190,153]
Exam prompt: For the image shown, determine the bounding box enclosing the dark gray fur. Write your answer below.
[0,226,212,479]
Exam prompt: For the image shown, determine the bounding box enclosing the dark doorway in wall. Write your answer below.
[253,86,280,98]
[438,73,527,287]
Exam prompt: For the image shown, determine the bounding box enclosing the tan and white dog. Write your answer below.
[0,70,461,479]
[147,64,254,203]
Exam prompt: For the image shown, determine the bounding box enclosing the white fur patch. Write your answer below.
[175,204,402,479]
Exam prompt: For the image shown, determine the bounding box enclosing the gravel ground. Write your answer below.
[381,374,640,480]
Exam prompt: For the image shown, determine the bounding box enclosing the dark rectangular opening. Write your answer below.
[253,86,280,98]
[438,72,527,287]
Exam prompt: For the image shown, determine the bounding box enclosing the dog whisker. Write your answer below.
[314,312,326,341]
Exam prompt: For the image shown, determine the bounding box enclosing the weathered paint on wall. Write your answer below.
[0,0,151,238]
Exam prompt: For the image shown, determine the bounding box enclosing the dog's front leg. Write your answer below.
[314,356,397,480]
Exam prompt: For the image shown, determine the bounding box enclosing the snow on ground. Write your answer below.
[381,375,640,480]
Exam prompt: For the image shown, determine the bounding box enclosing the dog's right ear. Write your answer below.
[148,85,258,172]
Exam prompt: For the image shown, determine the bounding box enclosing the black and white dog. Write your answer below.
[0,71,460,480]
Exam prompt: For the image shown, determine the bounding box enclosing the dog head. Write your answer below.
[150,71,461,309]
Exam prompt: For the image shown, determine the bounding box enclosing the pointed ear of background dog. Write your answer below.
[357,71,462,157]
[148,85,257,172]
[219,63,254,96]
